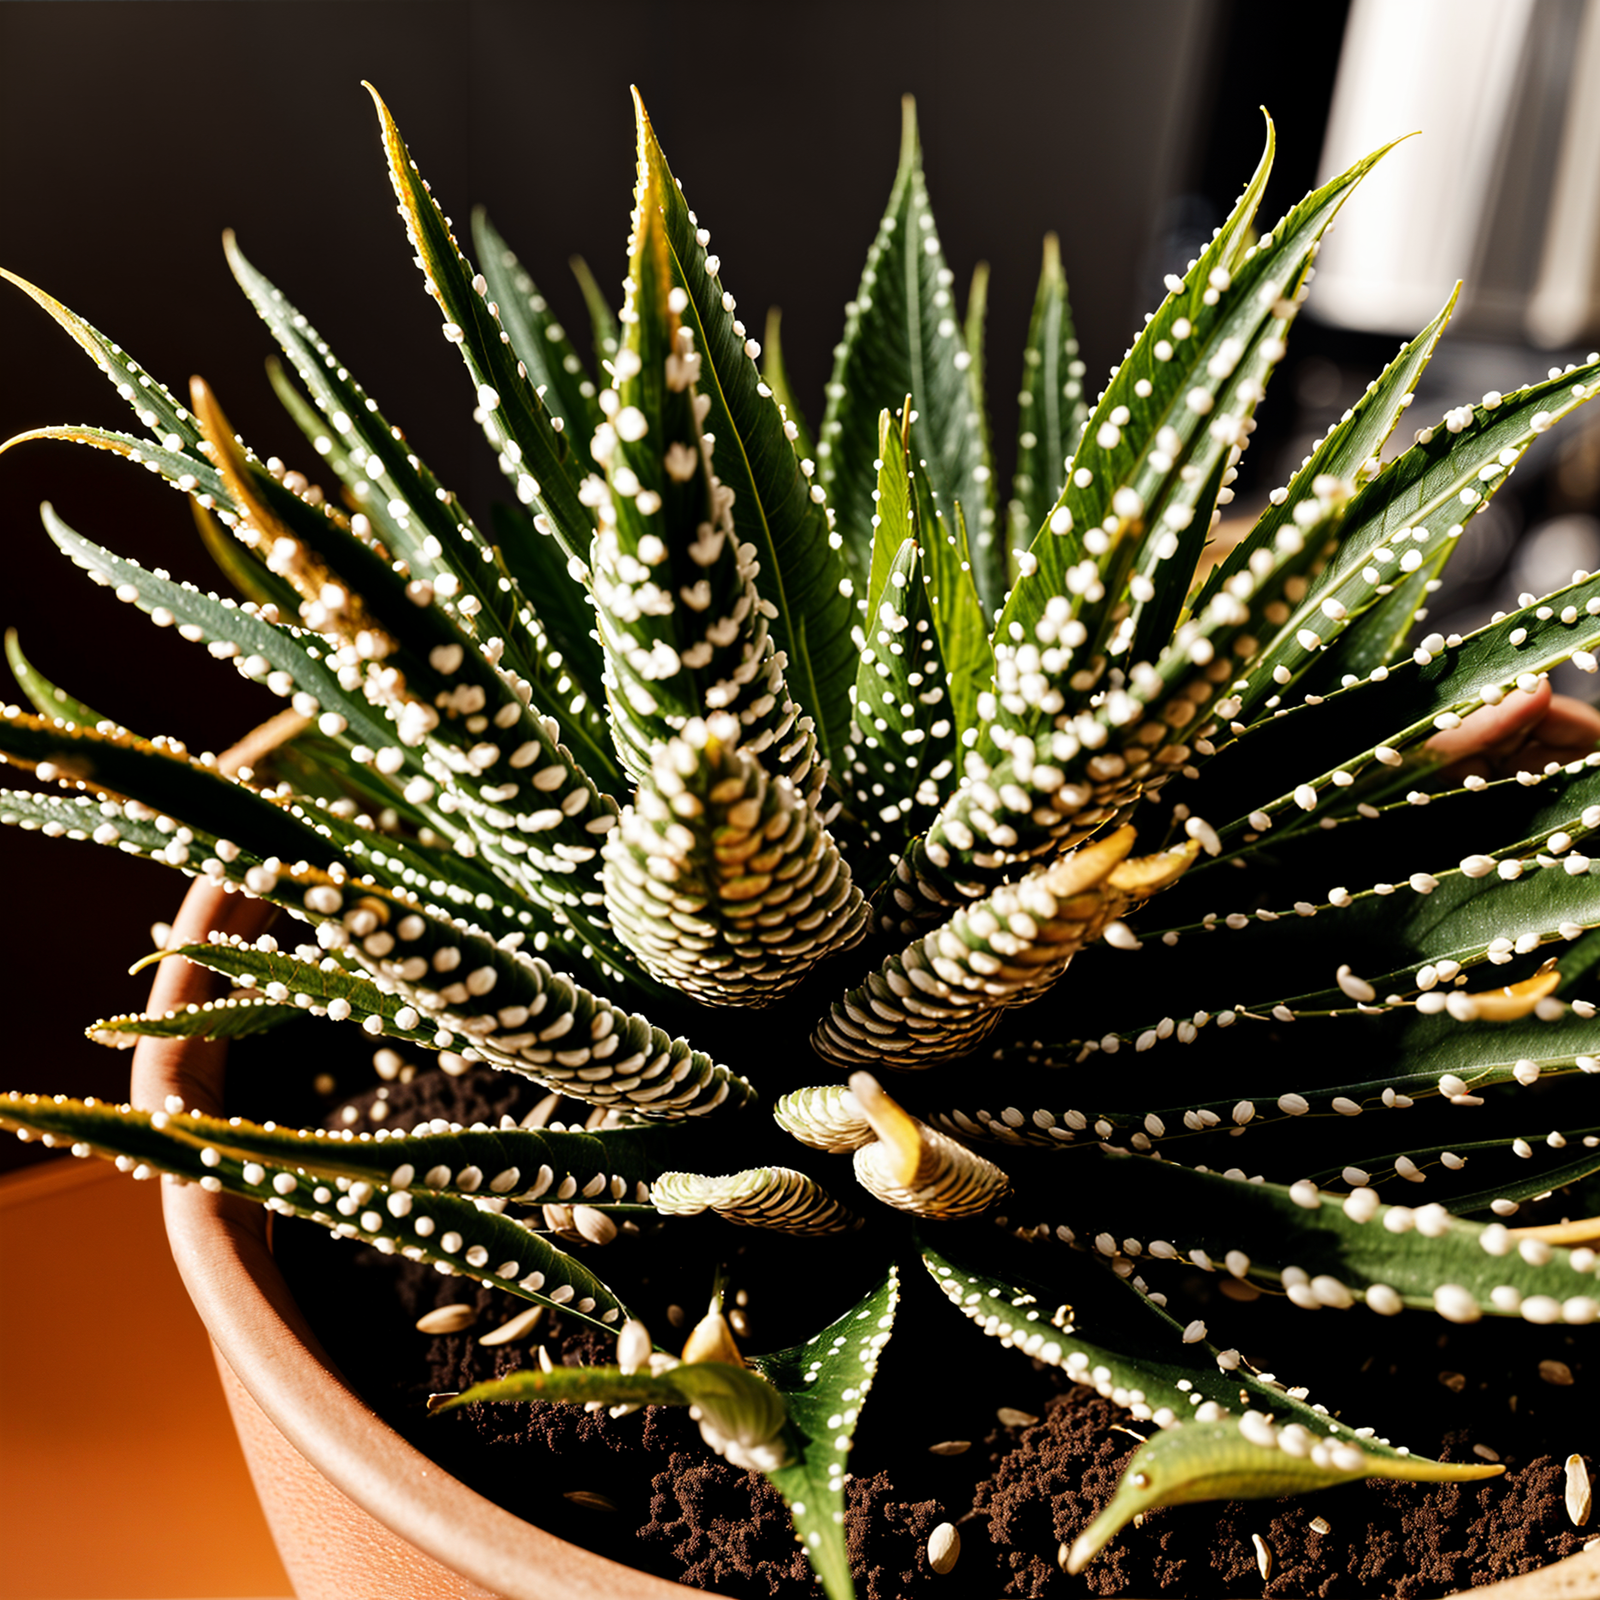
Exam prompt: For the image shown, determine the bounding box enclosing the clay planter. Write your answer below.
[131,878,1598,1600]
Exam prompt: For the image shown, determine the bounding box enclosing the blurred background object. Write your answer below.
[1312,0,1600,347]
[1296,0,1600,669]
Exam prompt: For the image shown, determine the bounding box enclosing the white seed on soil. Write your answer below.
[997,1407,1038,1427]
[1567,1454,1592,1526]
[1253,1533,1272,1581]
[1309,1516,1331,1535]
[478,1304,546,1347]
[928,1522,961,1574]
[415,1303,478,1335]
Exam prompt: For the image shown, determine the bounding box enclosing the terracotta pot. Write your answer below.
[131,878,1600,1600]
[130,876,699,1600]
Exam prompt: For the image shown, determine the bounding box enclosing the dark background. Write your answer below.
[1,0,1356,1169]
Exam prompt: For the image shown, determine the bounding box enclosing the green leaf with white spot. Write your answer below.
[761,308,816,470]
[365,85,597,574]
[923,1232,1499,1578]
[1228,350,1600,722]
[844,531,956,891]
[0,1094,634,1333]
[1065,1413,1499,1575]
[755,1268,899,1600]
[818,98,998,621]
[88,994,300,1047]
[1007,235,1088,554]
[989,124,1399,754]
[635,93,856,769]
[473,207,604,444]
[1014,1146,1600,1317]
[4,628,111,728]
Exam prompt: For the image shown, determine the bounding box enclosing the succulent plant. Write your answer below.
[6,84,1600,1598]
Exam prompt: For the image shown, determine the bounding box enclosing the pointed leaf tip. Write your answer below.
[898,94,919,165]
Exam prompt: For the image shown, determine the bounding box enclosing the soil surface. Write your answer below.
[258,1055,1596,1598]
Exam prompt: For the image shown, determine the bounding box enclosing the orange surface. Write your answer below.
[0,1157,293,1600]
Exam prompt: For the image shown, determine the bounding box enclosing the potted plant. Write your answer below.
[4,84,1599,1596]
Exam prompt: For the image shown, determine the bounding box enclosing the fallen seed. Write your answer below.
[667,1303,687,1328]
[1542,1360,1576,1386]
[1439,1371,1467,1393]
[927,1522,960,1574]
[424,1392,458,1413]
[997,1407,1038,1427]
[563,1490,617,1513]
[1252,1532,1272,1581]
[1472,1443,1500,1462]
[415,1304,478,1335]
[1568,1455,1592,1527]
[1309,1516,1331,1535]
[928,1440,971,1456]
[1057,1540,1071,1573]
[538,1344,555,1373]
[479,1304,545,1347]
[572,1203,617,1245]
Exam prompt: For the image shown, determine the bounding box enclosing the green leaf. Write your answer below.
[1065,1413,1497,1575]
[167,915,754,1121]
[4,628,111,728]
[921,1235,1499,1577]
[569,252,620,370]
[756,1268,900,1600]
[652,1166,861,1235]
[189,488,303,616]
[364,84,597,574]
[42,504,407,760]
[88,994,300,1047]
[1194,571,1600,845]
[1025,1146,1600,1320]
[602,721,864,1008]
[840,528,957,891]
[1190,286,1457,630]
[963,262,995,558]
[0,268,209,458]
[1006,235,1088,554]
[634,92,857,769]
[818,97,999,620]
[472,207,603,443]
[589,151,824,810]
[226,233,614,776]
[988,122,1401,755]
[760,307,816,467]
[910,437,990,740]
[0,1094,635,1333]
[1225,348,1600,724]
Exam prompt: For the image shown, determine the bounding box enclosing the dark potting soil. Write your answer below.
[264,1061,1595,1598]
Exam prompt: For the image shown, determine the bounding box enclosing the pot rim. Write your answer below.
[130,876,702,1600]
